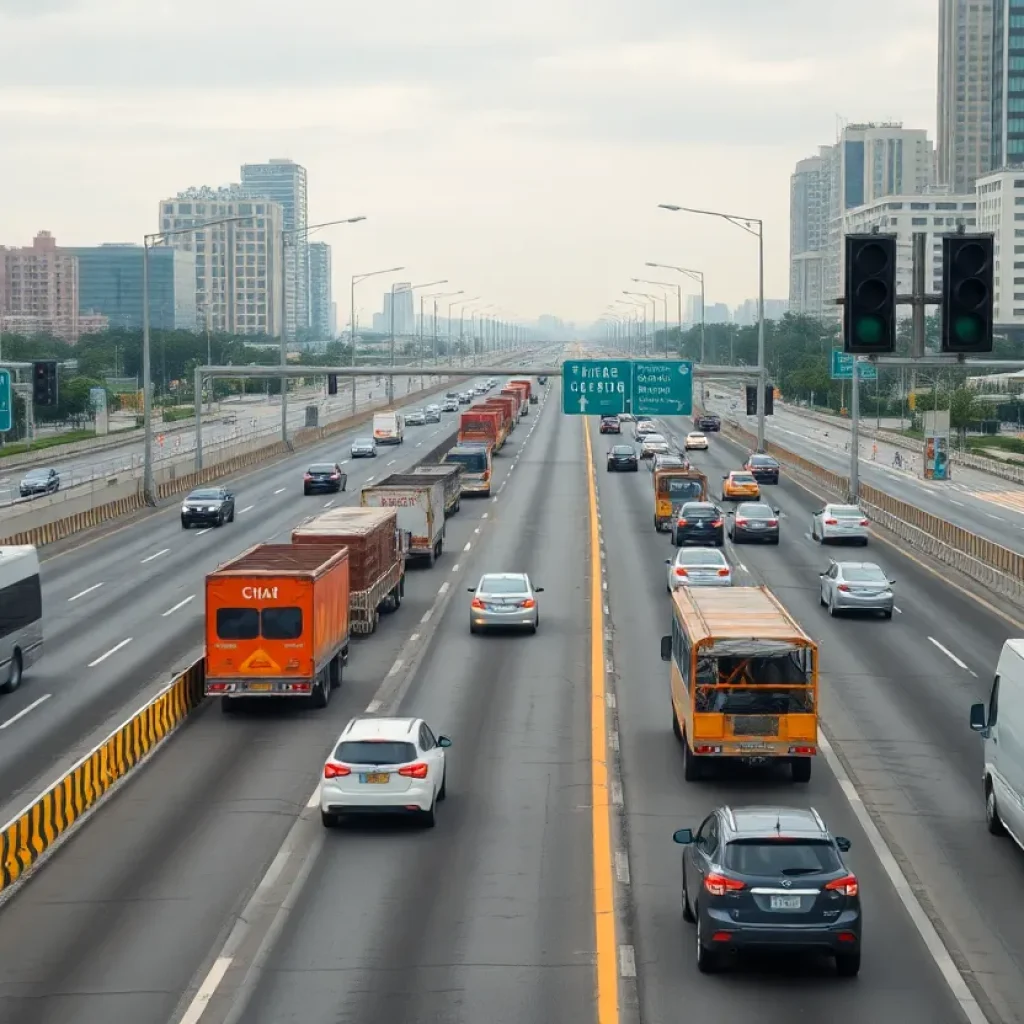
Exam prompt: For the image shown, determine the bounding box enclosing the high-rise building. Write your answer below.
[992,1,1024,168]
[308,241,333,339]
[938,0,993,192]
[70,243,197,330]
[733,299,789,325]
[789,148,834,317]
[0,231,79,342]
[381,284,414,334]
[159,185,284,337]
[976,165,1024,324]
[240,159,308,339]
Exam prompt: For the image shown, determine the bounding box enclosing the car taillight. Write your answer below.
[330,473,340,479]
[482,470,491,481]
[824,518,838,525]
[767,518,778,526]
[860,519,869,526]
[837,583,850,592]
[323,763,351,778]
[711,519,722,527]
[398,763,429,779]
[704,873,745,896]
[735,518,748,526]
[304,473,312,481]
[471,598,485,609]
[520,598,536,608]
[825,874,859,897]
[674,567,688,577]
[717,568,729,577]
[676,518,688,526]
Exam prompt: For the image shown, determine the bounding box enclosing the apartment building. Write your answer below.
[789,148,833,317]
[975,165,1024,324]
[308,241,333,339]
[0,231,79,342]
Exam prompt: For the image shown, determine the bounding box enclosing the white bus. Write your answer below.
[372,411,405,445]
[0,546,43,694]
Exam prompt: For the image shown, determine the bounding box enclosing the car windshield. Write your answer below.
[188,489,222,500]
[840,565,888,582]
[675,550,726,566]
[724,839,842,876]
[731,474,756,484]
[750,455,777,466]
[644,434,666,444]
[308,464,336,473]
[831,506,864,519]
[611,446,634,455]
[335,740,417,766]
[737,503,773,517]
[602,417,618,423]
[479,576,528,594]
[24,469,50,479]
[688,433,705,439]
[445,451,488,472]
[681,503,716,516]
[353,437,374,446]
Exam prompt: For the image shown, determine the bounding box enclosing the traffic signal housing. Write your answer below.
[327,373,338,396]
[941,234,994,353]
[744,384,774,416]
[844,234,896,354]
[32,360,58,406]
[745,384,756,416]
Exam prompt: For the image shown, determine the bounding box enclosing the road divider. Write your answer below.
[0,659,205,899]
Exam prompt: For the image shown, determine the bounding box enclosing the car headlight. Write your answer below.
[207,506,218,511]
[181,505,189,512]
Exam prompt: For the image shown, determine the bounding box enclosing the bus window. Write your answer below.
[693,651,814,714]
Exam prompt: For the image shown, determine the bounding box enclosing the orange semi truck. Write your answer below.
[506,380,531,415]
[500,387,523,421]
[205,543,350,711]
[509,378,537,406]
[480,396,516,436]
[458,406,504,450]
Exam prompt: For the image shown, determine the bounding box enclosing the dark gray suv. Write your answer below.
[672,805,861,976]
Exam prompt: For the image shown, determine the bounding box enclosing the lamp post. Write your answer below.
[389,279,446,402]
[421,290,461,384]
[633,277,682,356]
[623,291,658,354]
[647,262,706,364]
[450,296,479,366]
[351,264,403,415]
[658,204,764,448]
[616,298,647,353]
[456,299,484,365]
[469,304,494,364]
[144,213,251,505]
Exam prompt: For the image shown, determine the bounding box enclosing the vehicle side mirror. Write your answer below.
[660,635,672,662]
[665,559,672,565]
[889,579,896,586]
[437,736,452,748]
[534,587,544,592]
[969,702,988,733]
[467,587,475,592]
[722,475,728,480]
[835,836,852,853]
[773,508,781,515]
[672,828,694,845]
[726,509,734,515]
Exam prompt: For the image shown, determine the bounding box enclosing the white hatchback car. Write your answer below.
[684,432,709,450]
[320,717,451,828]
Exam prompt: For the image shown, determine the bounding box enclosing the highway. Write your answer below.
[702,387,1024,550]
[0,369,458,507]
[0,364,1023,1023]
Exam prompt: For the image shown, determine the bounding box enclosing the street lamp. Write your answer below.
[389,279,446,402]
[351,265,404,415]
[429,291,462,366]
[658,204,765,448]
[616,297,647,354]
[469,304,494,363]
[144,214,251,505]
[647,262,706,365]
[280,215,365,437]
[456,299,484,365]
[634,277,683,356]
[623,291,658,354]
[450,296,479,366]
[420,290,462,382]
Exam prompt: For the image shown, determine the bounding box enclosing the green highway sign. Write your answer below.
[561,358,694,417]
[0,370,11,433]
[830,350,877,381]
[632,360,693,417]
[562,359,631,415]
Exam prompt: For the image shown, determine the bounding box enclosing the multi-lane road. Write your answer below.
[0,356,1022,1024]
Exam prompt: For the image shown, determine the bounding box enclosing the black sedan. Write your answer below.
[728,501,780,544]
[181,487,235,528]
[672,501,724,547]
[19,467,60,498]
[304,463,347,495]
[744,452,780,484]
[696,414,721,432]
[606,445,639,472]
[350,436,377,458]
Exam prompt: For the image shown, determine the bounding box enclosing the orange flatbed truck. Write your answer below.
[205,543,350,712]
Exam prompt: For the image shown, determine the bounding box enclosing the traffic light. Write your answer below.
[843,234,896,354]
[327,373,338,396]
[745,384,756,416]
[941,234,994,353]
[764,384,774,416]
[32,360,58,406]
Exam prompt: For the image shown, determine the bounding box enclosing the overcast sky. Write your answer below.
[0,0,936,326]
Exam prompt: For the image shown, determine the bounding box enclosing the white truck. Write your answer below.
[372,411,404,445]
[360,474,446,566]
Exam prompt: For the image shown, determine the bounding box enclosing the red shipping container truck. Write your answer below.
[458,406,503,450]
[507,380,531,415]
[500,388,523,421]
[477,398,514,442]
[291,506,406,635]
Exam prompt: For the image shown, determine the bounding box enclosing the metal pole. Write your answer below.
[432,298,439,377]
[448,303,455,366]
[662,294,669,357]
[194,366,203,471]
[388,284,397,404]
[280,232,288,442]
[699,274,706,365]
[850,355,860,501]
[911,231,926,359]
[350,275,358,416]
[756,225,766,450]
[675,284,682,354]
[142,238,155,505]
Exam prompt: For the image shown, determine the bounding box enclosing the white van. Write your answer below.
[0,546,43,694]
[372,411,404,445]
[971,640,1024,846]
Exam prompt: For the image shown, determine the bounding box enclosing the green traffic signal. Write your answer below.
[953,314,982,344]
[854,314,884,346]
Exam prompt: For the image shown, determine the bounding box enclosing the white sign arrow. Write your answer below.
[579,395,588,412]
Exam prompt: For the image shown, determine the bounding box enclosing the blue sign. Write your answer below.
[831,350,877,381]
[632,360,693,417]
[0,370,11,433]
[562,359,631,415]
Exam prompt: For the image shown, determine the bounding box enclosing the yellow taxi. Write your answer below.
[721,470,760,501]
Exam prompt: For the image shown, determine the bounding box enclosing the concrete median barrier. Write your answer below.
[0,659,205,897]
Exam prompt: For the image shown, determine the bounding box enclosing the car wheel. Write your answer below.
[181,518,189,529]
[791,757,812,783]
[310,674,330,709]
[695,908,718,973]
[0,651,22,694]
[220,696,236,714]
[215,512,224,527]
[819,588,826,607]
[470,622,480,635]
[421,798,437,828]
[881,608,893,620]
[321,810,338,828]
[672,704,683,740]
[228,508,235,522]
[682,873,695,923]
[682,731,702,782]
[438,770,447,801]
[828,595,838,617]
[303,486,310,496]
[835,952,861,977]
[986,783,1007,836]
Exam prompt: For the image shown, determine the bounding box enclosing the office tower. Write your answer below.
[240,159,308,339]
[158,185,284,336]
[70,243,197,330]
[789,148,833,317]
[0,231,79,342]
[382,284,414,334]
[938,0,993,191]
[308,241,333,339]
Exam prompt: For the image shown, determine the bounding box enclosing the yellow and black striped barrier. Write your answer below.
[0,659,205,894]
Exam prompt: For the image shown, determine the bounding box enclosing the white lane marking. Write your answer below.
[409,633,420,643]
[986,513,1004,521]
[619,944,637,978]
[950,499,965,507]
[819,732,988,1024]
[609,729,619,751]
[387,658,404,677]
[274,487,286,495]
[463,541,472,551]
[387,459,397,466]
[737,562,748,572]
[438,581,450,595]
[178,956,234,1024]
[416,441,423,447]
[0,694,51,730]
[452,563,460,572]
[163,595,195,617]
[894,606,903,614]
[306,786,320,808]
[88,637,133,667]
[141,549,169,564]
[492,496,499,502]
[195,528,212,536]
[928,636,972,672]
[365,699,383,713]
[68,583,103,602]
[420,608,433,624]
[482,512,489,519]
[474,527,481,535]
[323,500,336,510]
[339,459,349,465]
[238,505,255,514]
[615,850,631,885]
[366,476,375,483]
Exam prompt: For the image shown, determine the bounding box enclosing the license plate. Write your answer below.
[770,895,801,910]
[247,683,272,692]
[738,742,772,751]
[748,522,764,529]
[361,773,389,784]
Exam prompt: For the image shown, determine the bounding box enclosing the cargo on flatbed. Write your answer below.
[411,463,462,516]
[205,543,350,710]
[291,506,406,634]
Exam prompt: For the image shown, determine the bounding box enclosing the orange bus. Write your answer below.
[660,585,818,783]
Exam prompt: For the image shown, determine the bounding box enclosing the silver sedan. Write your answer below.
[665,547,732,592]
[811,503,870,545]
[469,573,544,634]
[819,561,895,618]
